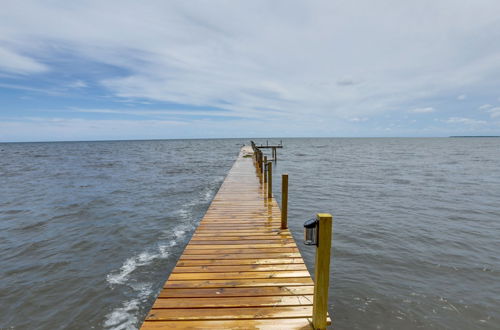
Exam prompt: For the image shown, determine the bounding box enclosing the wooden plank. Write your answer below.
[164,277,314,288]
[152,295,313,308]
[179,253,303,260]
[176,258,306,266]
[141,318,315,329]
[168,270,311,280]
[191,235,293,240]
[184,244,297,249]
[182,248,299,255]
[195,228,288,232]
[172,264,307,273]
[188,239,296,245]
[193,232,291,237]
[196,228,290,237]
[196,225,282,229]
[158,286,314,298]
[145,306,313,321]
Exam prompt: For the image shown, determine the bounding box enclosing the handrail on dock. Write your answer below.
[140,143,332,329]
[251,140,281,161]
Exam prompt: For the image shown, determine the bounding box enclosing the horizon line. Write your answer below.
[3,136,499,144]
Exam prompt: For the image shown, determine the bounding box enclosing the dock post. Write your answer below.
[260,151,263,173]
[267,162,272,199]
[281,174,288,229]
[261,150,264,171]
[255,149,262,174]
[263,156,268,183]
[312,213,333,330]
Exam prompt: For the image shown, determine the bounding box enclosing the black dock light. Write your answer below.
[303,217,319,246]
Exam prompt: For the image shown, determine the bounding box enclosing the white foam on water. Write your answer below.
[104,283,153,329]
[158,244,170,258]
[130,282,153,299]
[107,258,138,285]
[177,208,190,219]
[137,252,156,263]
[203,188,213,202]
[104,222,194,328]
[106,245,172,285]
[174,229,186,239]
[103,299,139,330]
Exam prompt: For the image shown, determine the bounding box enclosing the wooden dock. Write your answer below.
[141,146,330,329]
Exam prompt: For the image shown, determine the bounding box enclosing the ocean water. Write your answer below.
[1,138,499,329]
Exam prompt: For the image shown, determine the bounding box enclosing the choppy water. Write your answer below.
[1,138,499,329]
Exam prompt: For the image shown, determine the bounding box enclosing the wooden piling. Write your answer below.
[263,156,268,183]
[267,162,272,199]
[312,213,333,330]
[281,174,288,229]
[254,149,262,173]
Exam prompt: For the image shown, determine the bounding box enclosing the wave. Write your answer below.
[106,243,171,285]
[103,179,223,329]
[103,283,152,330]
[103,222,191,329]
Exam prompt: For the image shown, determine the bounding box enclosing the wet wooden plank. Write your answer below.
[164,277,314,288]
[176,258,306,266]
[191,235,293,240]
[184,243,297,249]
[178,252,303,260]
[152,295,313,308]
[189,239,296,245]
[158,286,315,298]
[141,318,315,329]
[172,264,307,273]
[146,306,313,321]
[182,247,300,255]
[168,270,311,280]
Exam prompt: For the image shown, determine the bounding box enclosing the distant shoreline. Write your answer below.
[449,136,500,138]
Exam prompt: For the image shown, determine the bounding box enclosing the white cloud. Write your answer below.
[478,104,493,110]
[478,104,500,117]
[487,107,500,118]
[457,94,467,100]
[0,117,186,142]
[445,117,487,125]
[73,107,256,118]
[68,80,88,88]
[348,117,368,122]
[0,82,61,95]
[0,47,48,74]
[409,107,435,113]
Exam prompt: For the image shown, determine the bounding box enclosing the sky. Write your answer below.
[1,0,500,142]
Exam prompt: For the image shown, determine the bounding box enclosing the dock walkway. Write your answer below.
[141,146,327,329]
